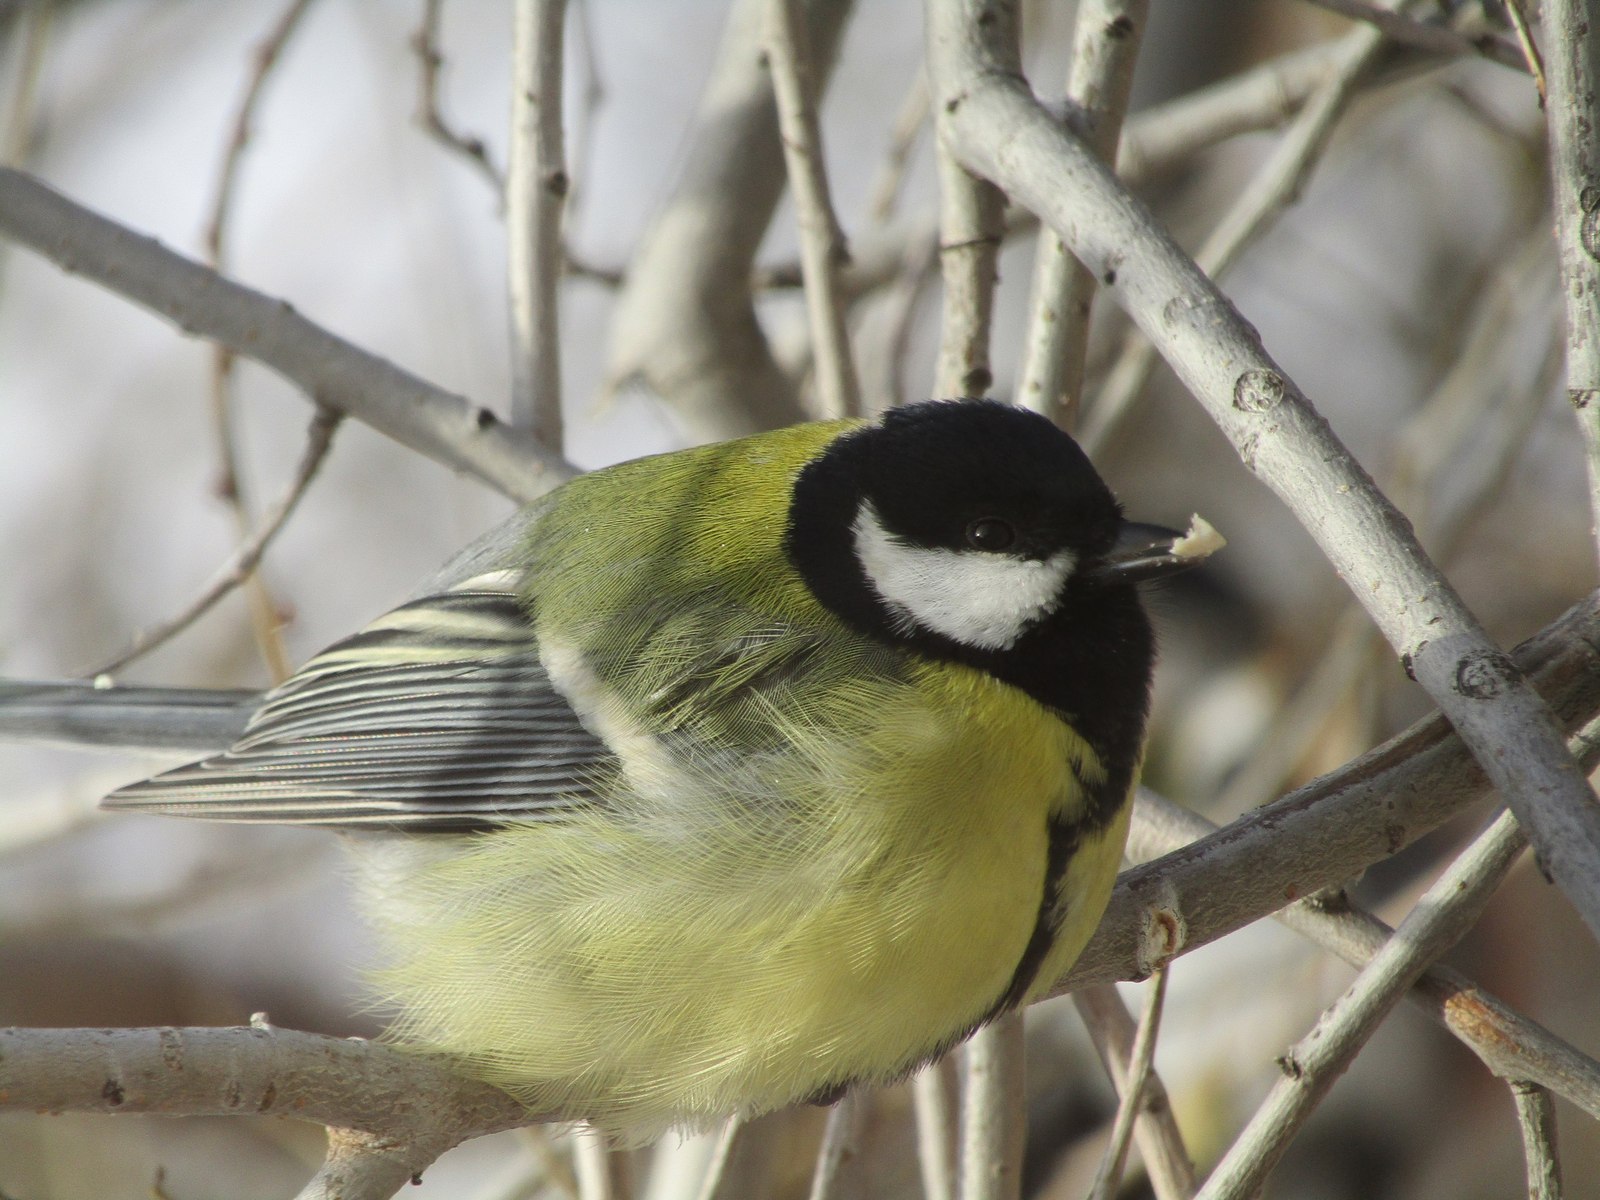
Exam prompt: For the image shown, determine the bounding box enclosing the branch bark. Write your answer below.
[0,168,573,502]
[507,0,568,447]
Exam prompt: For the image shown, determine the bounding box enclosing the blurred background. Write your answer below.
[1,0,1597,1196]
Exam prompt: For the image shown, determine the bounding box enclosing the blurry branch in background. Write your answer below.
[764,0,860,419]
[1081,17,1387,455]
[1073,984,1197,1200]
[412,0,506,190]
[925,0,1600,946]
[912,1058,959,1200]
[1192,809,1530,1199]
[1539,0,1600,570]
[1511,1082,1565,1200]
[866,69,928,223]
[507,0,568,448]
[1301,0,1527,70]
[605,0,851,441]
[90,409,342,679]
[1016,0,1148,427]
[0,5,48,177]
[201,0,317,685]
[0,168,575,501]
[1503,0,1547,98]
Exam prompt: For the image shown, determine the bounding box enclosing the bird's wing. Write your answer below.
[103,574,617,831]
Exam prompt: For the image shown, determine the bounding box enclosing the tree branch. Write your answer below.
[1541,0,1600,567]
[507,0,568,447]
[0,168,573,502]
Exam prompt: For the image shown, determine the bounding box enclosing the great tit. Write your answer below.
[105,398,1216,1142]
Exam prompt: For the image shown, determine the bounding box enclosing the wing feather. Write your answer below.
[104,582,616,831]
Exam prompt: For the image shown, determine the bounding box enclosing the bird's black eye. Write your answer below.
[965,517,1016,552]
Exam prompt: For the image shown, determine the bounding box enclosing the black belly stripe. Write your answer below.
[986,814,1085,1020]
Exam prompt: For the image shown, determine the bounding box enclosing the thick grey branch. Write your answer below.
[0,168,573,502]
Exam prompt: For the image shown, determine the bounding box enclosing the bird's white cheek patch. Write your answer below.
[852,503,1075,651]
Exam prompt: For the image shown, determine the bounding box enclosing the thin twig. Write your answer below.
[1082,21,1386,454]
[91,409,342,678]
[1074,984,1197,1200]
[1,0,52,168]
[1300,0,1527,72]
[694,1117,745,1200]
[1504,0,1547,101]
[1086,968,1173,1200]
[960,1016,1028,1200]
[808,1094,862,1200]
[1511,1081,1565,1200]
[0,167,573,500]
[1128,784,1600,1120]
[411,0,505,190]
[765,0,859,418]
[1192,809,1528,1199]
[573,1128,627,1200]
[1017,0,1147,426]
[508,0,568,446]
[202,0,316,685]
[1539,0,1600,569]
[913,1059,960,1200]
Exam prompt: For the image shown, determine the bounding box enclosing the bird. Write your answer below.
[103,397,1219,1143]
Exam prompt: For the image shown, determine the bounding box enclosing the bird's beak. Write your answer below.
[1086,515,1226,586]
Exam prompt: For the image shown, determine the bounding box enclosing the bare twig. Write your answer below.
[1017,0,1147,426]
[1074,985,1196,1200]
[1300,0,1527,72]
[412,0,506,189]
[202,0,316,685]
[1511,1081,1565,1200]
[959,1016,1027,1200]
[1540,0,1600,565]
[1,2,51,173]
[765,0,859,418]
[1504,0,1547,101]
[926,0,1600,944]
[508,0,568,447]
[573,1128,628,1200]
[1086,968,1171,1200]
[807,1093,861,1200]
[0,168,573,501]
[1082,21,1385,453]
[1129,785,1600,1121]
[90,409,342,678]
[913,1059,960,1200]
[1193,808,1528,1198]
[694,1117,745,1200]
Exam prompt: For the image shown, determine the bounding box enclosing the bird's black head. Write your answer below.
[785,398,1191,798]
